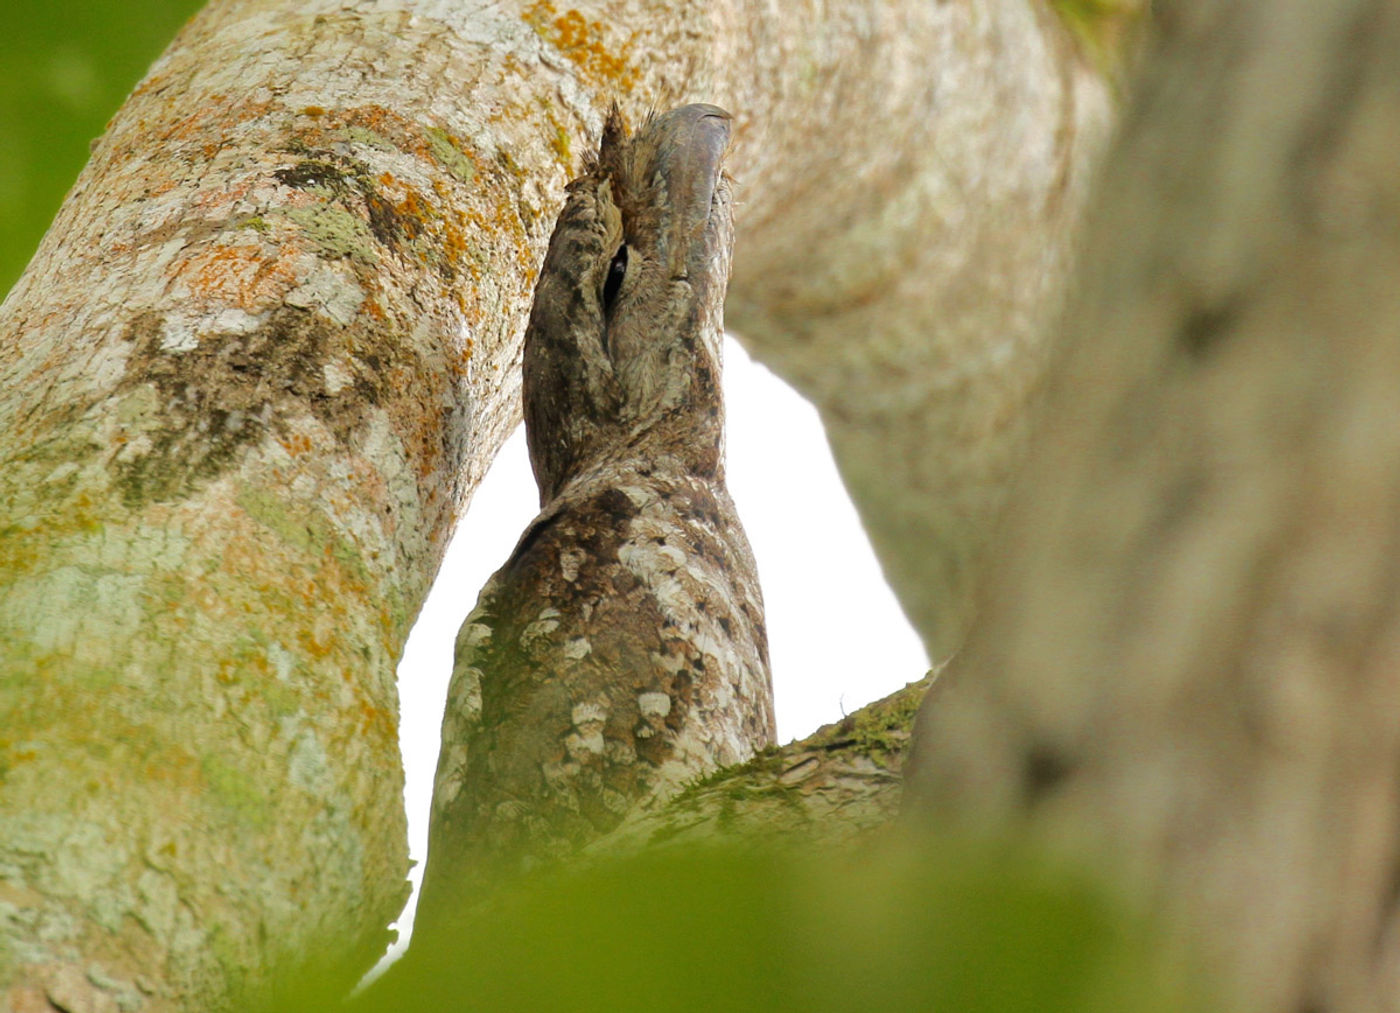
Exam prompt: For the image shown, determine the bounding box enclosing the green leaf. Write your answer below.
[0,0,205,297]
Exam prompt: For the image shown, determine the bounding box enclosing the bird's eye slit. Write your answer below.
[603,244,627,311]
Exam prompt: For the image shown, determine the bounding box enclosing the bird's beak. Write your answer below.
[654,104,732,281]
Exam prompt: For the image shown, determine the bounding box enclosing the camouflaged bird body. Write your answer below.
[421,105,773,920]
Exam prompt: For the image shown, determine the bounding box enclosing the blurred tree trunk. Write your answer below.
[0,0,1108,1009]
[907,2,1400,1010]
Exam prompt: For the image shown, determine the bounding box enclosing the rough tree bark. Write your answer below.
[586,675,932,858]
[0,1,1106,1010]
[907,2,1400,1011]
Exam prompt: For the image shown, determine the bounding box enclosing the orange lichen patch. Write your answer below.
[438,213,473,276]
[2,746,38,767]
[210,537,375,688]
[0,493,108,582]
[295,624,337,662]
[411,432,444,482]
[130,73,169,100]
[5,672,209,795]
[157,94,278,150]
[323,103,483,176]
[192,178,258,213]
[278,432,316,456]
[423,169,532,294]
[0,524,45,582]
[143,178,180,201]
[143,746,203,787]
[394,188,435,234]
[341,457,390,503]
[354,699,395,741]
[174,241,303,311]
[341,104,417,146]
[368,180,437,253]
[523,0,637,91]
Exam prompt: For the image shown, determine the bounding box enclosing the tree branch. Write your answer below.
[590,676,931,855]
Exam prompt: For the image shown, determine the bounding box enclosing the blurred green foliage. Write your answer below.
[0,0,204,298]
[264,837,1204,1013]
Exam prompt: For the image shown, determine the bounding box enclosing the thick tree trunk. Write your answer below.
[907,3,1400,1010]
[0,1,1107,1008]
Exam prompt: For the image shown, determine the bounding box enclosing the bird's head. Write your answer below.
[523,103,734,503]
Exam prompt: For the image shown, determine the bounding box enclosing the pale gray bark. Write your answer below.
[726,2,1112,657]
[0,1,1108,1008]
[907,3,1400,1010]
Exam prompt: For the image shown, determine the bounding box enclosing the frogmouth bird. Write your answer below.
[418,103,774,924]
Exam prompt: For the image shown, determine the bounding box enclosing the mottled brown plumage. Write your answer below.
[418,104,773,926]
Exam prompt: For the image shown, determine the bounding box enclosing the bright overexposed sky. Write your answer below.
[385,334,927,956]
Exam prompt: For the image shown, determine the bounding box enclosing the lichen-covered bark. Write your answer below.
[907,3,1400,1010]
[588,676,930,857]
[417,107,773,929]
[0,7,558,1010]
[0,0,1109,1008]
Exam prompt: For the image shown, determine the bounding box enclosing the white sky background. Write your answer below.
[387,334,928,954]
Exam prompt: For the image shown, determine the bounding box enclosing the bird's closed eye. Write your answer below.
[603,244,627,311]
